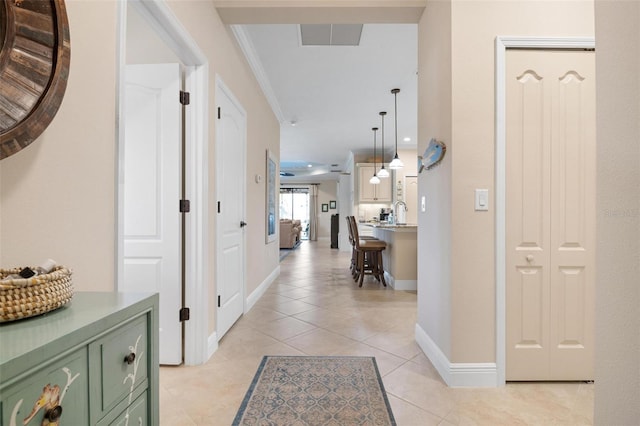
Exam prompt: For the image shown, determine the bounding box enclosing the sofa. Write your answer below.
[280,219,302,248]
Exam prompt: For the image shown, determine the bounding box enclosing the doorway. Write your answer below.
[496,38,596,383]
[116,0,209,365]
[280,188,310,240]
[122,62,184,365]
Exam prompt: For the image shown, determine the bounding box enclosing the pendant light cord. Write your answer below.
[380,112,385,166]
[378,112,390,178]
[393,90,398,156]
[373,128,377,173]
[389,88,404,169]
[370,127,381,184]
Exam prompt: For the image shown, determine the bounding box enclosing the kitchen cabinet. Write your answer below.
[0,292,159,426]
[358,164,392,202]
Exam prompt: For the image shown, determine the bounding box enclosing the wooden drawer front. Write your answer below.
[90,315,149,417]
[97,391,148,426]
[2,350,89,426]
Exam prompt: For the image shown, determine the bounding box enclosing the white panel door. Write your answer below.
[506,50,595,380]
[216,82,246,340]
[123,63,182,365]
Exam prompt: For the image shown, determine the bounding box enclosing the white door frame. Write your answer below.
[495,36,595,386]
[116,0,210,365]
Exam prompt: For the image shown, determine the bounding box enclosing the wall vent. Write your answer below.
[300,24,363,46]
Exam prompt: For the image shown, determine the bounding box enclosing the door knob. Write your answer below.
[44,406,63,422]
[526,255,534,262]
[240,221,247,228]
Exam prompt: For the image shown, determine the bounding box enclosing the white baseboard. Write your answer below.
[207,331,218,360]
[246,265,280,311]
[206,266,280,362]
[415,323,498,387]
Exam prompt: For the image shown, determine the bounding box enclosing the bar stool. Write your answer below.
[349,216,387,287]
[345,216,358,277]
[346,216,378,279]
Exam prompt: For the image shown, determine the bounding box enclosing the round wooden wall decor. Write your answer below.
[0,0,71,160]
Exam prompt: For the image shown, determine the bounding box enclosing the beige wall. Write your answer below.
[393,147,417,199]
[0,0,118,291]
[6,5,637,415]
[0,0,280,338]
[317,181,338,239]
[417,0,453,357]
[126,3,178,64]
[418,1,594,363]
[594,1,640,423]
[156,1,281,335]
[451,0,594,363]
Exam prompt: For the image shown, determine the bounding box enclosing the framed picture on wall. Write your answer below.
[321,203,329,212]
[329,200,336,209]
[266,149,277,243]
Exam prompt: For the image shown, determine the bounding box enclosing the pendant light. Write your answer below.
[377,111,389,178]
[369,127,380,185]
[389,88,404,170]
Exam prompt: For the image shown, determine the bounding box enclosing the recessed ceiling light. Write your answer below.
[403,137,411,142]
[307,164,312,168]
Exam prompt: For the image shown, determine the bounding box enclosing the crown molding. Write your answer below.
[231,25,286,125]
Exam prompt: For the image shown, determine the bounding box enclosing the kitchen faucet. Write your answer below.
[394,200,407,212]
[394,200,408,224]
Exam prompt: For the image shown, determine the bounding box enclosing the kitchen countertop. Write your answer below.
[361,222,417,231]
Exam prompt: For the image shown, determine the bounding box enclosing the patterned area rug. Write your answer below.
[233,356,396,426]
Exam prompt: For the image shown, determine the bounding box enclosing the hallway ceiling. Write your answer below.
[233,24,418,181]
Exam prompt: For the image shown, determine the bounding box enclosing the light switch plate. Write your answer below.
[421,196,426,212]
[475,189,489,211]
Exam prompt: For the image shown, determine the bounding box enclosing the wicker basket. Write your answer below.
[0,266,73,323]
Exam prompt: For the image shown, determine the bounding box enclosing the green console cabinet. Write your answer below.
[0,292,159,426]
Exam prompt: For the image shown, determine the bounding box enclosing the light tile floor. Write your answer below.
[159,241,594,425]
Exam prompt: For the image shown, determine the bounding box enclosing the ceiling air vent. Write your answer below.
[300,24,363,46]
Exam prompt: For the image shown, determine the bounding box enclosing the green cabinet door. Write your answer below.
[2,349,89,425]
[97,391,148,426]
[89,315,149,420]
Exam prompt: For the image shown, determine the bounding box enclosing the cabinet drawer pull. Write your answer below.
[45,405,63,422]
[124,353,136,365]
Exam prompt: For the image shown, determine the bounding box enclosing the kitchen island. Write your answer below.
[364,223,417,291]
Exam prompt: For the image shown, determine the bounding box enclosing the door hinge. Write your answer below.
[217,295,221,307]
[217,107,221,119]
[179,307,190,321]
[179,199,190,213]
[180,91,190,105]
[217,201,221,213]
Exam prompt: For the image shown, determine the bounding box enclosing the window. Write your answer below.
[280,188,310,240]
